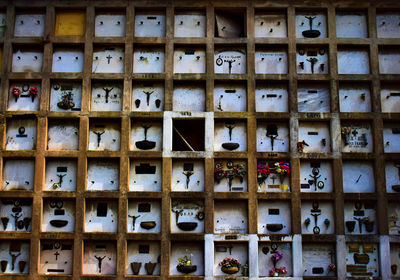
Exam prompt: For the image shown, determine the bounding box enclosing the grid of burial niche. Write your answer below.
[0,1,399,280]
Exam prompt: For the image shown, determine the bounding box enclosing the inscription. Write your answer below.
[180,111,192,116]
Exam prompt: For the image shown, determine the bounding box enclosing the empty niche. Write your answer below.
[298,122,331,153]
[95,11,125,37]
[172,160,204,192]
[301,201,335,235]
[214,242,247,276]
[173,83,205,111]
[129,160,162,191]
[85,200,118,233]
[296,11,327,38]
[91,82,122,111]
[0,198,32,232]
[214,200,247,234]
[336,11,368,38]
[255,11,287,38]
[255,83,288,112]
[42,199,75,232]
[258,201,291,234]
[255,47,288,74]
[2,159,34,191]
[127,200,161,233]
[214,48,246,74]
[214,120,246,152]
[296,46,328,74]
[381,84,400,113]
[54,10,85,37]
[302,243,336,276]
[0,13,5,37]
[390,243,400,276]
[345,243,379,278]
[257,160,291,193]
[83,241,116,275]
[298,84,330,112]
[7,82,40,111]
[133,47,165,73]
[173,119,205,151]
[131,120,162,151]
[39,240,73,275]
[171,201,204,233]
[174,11,206,37]
[342,161,375,192]
[132,82,164,111]
[134,11,165,37]
[88,120,120,151]
[127,241,160,276]
[384,123,400,152]
[258,242,292,277]
[377,13,400,38]
[92,46,124,73]
[337,47,370,74]
[389,203,400,235]
[344,201,377,235]
[45,159,76,191]
[256,122,289,152]
[341,122,373,153]
[0,240,30,274]
[215,9,245,38]
[87,159,119,191]
[6,118,37,150]
[214,160,247,192]
[214,83,247,112]
[52,47,84,73]
[14,12,45,37]
[50,81,82,111]
[300,161,333,193]
[12,47,43,72]
[174,47,206,73]
[171,242,203,276]
[379,48,400,74]
[386,161,400,193]
[47,119,79,150]
[339,83,371,112]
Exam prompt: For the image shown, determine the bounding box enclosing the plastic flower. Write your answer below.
[279,267,287,274]
[271,251,283,262]
[29,86,39,96]
[341,126,351,135]
[218,257,241,268]
[328,263,336,272]
[274,162,290,175]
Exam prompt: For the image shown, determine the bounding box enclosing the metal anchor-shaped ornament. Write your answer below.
[302,16,321,38]
[135,124,156,150]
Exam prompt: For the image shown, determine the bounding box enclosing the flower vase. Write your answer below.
[131,262,141,275]
[279,174,286,185]
[145,262,156,275]
[221,266,239,274]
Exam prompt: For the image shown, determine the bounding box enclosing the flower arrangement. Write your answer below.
[257,162,271,185]
[269,266,287,277]
[214,162,246,191]
[11,86,22,102]
[29,86,39,102]
[269,251,287,277]
[328,263,336,272]
[274,162,290,175]
[219,257,241,274]
[176,250,197,274]
[341,126,351,146]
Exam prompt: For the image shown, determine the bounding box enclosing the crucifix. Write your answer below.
[106,55,112,64]
[54,251,60,261]
[93,131,105,147]
[102,87,113,103]
[224,59,236,74]
[94,255,106,273]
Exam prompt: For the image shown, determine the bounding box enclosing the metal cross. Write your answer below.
[106,55,112,64]
[54,251,60,261]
